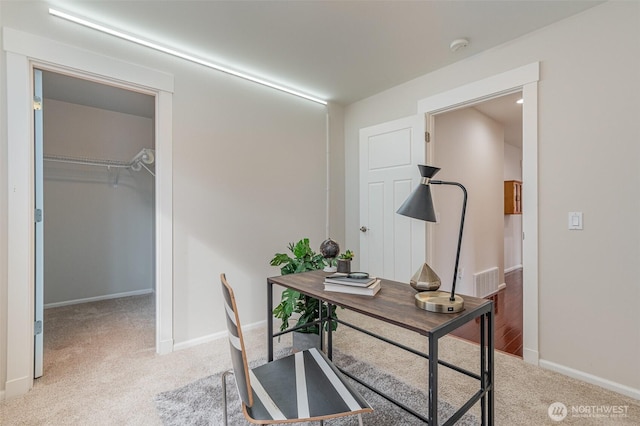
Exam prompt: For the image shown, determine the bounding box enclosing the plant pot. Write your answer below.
[292,331,321,352]
[337,259,352,273]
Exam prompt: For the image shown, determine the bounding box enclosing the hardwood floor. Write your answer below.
[450,268,523,357]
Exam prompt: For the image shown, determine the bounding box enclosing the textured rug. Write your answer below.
[155,351,479,425]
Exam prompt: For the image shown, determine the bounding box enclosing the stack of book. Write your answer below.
[323,273,381,296]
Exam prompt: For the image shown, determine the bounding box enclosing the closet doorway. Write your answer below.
[35,69,156,378]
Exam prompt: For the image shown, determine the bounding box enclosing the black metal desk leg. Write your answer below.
[480,313,486,425]
[267,281,273,362]
[318,298,325,352]
[488,308,495,425]
[428,335,438,425]
[327,303,334,359]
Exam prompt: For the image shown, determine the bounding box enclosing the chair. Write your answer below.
[220,273,372,425]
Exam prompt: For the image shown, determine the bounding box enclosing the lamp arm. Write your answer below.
[430,180,467,302]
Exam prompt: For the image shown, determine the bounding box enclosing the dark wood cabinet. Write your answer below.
[504,180,522,214]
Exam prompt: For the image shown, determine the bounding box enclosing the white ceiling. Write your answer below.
[47,0,602,105]
[473,92,523,147]
[41,1,602,145]
[42,71,155,119]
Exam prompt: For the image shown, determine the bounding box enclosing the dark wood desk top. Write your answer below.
[268,270,492,338]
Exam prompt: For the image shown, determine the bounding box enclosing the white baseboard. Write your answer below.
[173,330,227,351]
[505,264,523,274]
[173,319,266,351]
[523,348,539,365]
[44,288,153,309]
[157,339,174,355]
[539,359,640,400]
[484,283,507,298]
[4,375,32,400]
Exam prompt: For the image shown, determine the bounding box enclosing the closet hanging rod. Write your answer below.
[43,149,155,176]
[44,154,130,168]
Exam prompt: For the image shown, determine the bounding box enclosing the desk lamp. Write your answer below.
[396,165,467,313]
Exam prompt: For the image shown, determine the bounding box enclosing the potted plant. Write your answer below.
[336,249,354,273]
[270,238,338,350]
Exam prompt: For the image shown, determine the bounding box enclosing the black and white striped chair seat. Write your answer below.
[221,274,372,424]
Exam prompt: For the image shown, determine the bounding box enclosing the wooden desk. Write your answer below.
[267,270,494,425]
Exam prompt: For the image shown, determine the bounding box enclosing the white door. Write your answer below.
[34,69,44,378]
[359,115,426,282]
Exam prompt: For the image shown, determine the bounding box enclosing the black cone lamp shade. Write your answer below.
[396,164,466,313]
[396,165,439,221]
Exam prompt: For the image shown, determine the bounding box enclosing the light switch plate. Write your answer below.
[568,212,583,230]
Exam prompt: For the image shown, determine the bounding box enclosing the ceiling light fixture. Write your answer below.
[516,98,524,104]
[449,38,469,53]
[48,8,327,106]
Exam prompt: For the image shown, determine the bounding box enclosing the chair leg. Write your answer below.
[221,369,234,426]
[358,413,363,426]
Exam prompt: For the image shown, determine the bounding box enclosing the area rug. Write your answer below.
[155,351,479,425]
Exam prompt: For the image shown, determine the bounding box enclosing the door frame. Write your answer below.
[4,27,174,398]
[417,62,539,364]
[33,68,44,379]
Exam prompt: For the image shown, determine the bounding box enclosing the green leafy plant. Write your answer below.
[338,250,354,260]
[270,238,326,275]
[270,238,338,334]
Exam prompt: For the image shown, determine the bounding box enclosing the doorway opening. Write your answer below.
[36,69,157,378]
[5,31,174,397]
[418,62,539,363]
[431,92,523,356]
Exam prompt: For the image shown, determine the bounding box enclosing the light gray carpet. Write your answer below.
[5,297,637,425]
[154,351,479,425]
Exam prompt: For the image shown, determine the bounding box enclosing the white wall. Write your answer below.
[0,1,333,392]
[433,108,504,296]
[328,103,346,241]
[345,2,640,394]
[0,0,8,400]
[170,77,327,343]
[43,99,154,305]
[504,142,523,272]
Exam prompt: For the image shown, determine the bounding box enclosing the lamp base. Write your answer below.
[323,265,337,272]
[415,291,464,313]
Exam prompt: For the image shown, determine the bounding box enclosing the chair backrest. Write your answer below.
[220,273,253,407]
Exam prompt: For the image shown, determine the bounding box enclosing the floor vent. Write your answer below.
[473,267,499,298]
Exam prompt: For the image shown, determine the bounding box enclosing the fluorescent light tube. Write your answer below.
[49,8,327,105]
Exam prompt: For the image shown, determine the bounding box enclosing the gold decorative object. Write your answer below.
[410,263,441,291]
